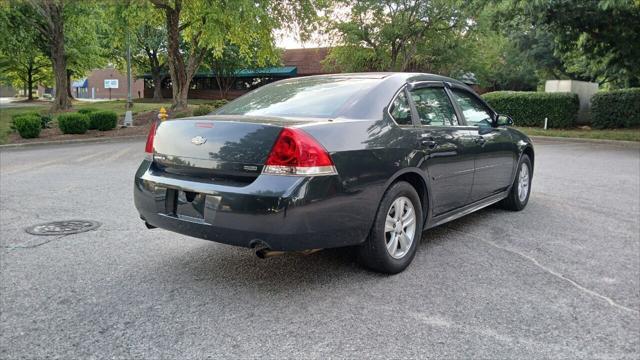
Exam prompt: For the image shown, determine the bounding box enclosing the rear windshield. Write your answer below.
[216,77,380,118]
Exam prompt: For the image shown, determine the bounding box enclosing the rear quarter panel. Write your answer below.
[298,117,422,234]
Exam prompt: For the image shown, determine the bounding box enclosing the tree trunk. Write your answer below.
[152,73,164,100]
[153,0,205,111]
[27,62,34,101]
[66,70,74,99]
[145,49,165,100]
[49,4,71,111]
[174,86,189,110]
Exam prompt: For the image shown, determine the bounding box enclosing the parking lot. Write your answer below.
[1,138,638,358]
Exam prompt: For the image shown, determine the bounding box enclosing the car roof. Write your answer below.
[297,72,467,86]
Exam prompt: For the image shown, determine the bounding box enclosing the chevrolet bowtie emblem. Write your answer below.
[191,136,207,145]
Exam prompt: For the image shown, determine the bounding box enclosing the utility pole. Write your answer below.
[124,0,133,126]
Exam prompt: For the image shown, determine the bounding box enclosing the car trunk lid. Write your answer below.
[151,115,318,183]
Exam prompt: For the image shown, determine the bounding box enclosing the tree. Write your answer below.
[325,0,465,72]
[63,0,109,98]
[150,0,323,110]
[206,43,280,99]
[0,1,52,100]
[109,0,167,100]
[134,24,168,100]
[490,0,640,88]
[26,0,71,110]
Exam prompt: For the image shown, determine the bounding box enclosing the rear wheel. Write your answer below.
[357,181,423,274]
[500,154,532,211]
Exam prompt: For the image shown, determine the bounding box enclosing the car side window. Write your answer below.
[409,87,458,126]
[451,89,493,127]
[389,90,412,126]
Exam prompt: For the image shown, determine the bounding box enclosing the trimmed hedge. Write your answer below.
[88,110,118,131]
[193,105,213,116]
[210,99,228,109]
[12,114,42,138]
[78,108,99,115]
[591,88,640,129]
[11,112,51,130]
[482,91,579,128]
[58,113,90,134]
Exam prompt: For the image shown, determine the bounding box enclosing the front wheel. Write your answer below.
[500,154,532,211]
[357,181,423,274]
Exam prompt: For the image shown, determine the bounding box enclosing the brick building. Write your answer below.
[72,67,144,100]
[142,47,331,100]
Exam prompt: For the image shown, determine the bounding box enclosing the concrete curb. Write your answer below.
[529,135,640,147]
[0,135,146,150]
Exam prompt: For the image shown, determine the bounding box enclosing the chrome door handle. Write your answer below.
[474,136,486,145]
[420,138,437,149]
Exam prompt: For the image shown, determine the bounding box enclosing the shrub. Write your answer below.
[482,91,579,128]
[171,109,192,119]
[12,114,41,138]
[192,105,213,116]
[88,110,118,131]
[40,114,53,128]
[591,88,640,129]
[11,112,39,131]
[58,113,89,134]
[210,99,229,109]
[78,107,99,115]
[11,111,51,130]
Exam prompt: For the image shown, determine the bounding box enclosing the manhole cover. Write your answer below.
[25,220,101,236]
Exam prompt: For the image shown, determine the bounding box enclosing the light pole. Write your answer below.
[124,0,133,126]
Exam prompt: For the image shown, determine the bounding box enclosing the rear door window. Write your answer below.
[450,89,493,127]
[409,87,458,126]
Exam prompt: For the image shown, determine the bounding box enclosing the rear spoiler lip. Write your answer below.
[173,114,372,127]
[180,114,331,125]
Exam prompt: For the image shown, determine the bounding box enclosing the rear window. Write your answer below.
[216,77,380,118]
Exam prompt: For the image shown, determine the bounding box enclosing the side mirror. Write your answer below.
[495,114,514,127]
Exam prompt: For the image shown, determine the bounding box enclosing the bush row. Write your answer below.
[482,91,579,128]
[11,109,119,138]
[591,88,640,129]
[192,100,229,117]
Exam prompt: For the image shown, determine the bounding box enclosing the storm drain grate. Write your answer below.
[25,220,101,236]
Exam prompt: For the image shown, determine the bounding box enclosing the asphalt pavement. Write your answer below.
[1,138,639,359]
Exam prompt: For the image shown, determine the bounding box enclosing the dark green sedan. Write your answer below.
[134,73,534,273]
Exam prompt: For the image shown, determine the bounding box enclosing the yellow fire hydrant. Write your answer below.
[158,107,168,121]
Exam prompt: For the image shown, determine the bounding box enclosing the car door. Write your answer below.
[406,83,476,216]
[448,87,517,202]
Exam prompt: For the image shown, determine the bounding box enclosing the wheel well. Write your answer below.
[393,172,428,221]
[523,146,534,173]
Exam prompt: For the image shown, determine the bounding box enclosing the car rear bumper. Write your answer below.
[134,160,370,251]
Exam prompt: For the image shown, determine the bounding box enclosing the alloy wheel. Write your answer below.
[518,164,530,202]
[384,196,416,259]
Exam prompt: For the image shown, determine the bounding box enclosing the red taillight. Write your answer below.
[144,120,158,158]
[264,128,336,176]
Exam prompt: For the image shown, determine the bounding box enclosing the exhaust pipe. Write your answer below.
[255,248,286,258]
[255,247,322,259]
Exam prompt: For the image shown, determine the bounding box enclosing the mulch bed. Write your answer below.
[7,110,168,145]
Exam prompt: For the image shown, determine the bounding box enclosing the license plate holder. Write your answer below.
[175,190,206,222]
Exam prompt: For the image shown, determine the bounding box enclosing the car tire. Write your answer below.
[500,154,532,211]
[357,181,423,274]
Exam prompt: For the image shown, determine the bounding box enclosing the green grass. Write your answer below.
[516,127,640,142]
[0,99,213,144]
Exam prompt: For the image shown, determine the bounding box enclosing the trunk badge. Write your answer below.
[191,136,207,145]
